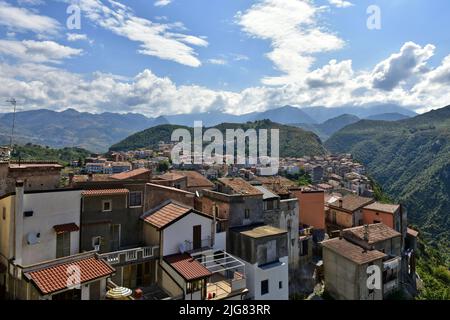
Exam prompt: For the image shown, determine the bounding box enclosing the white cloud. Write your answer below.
[0,1,60,35]
[0,40,83,63]
[328,0,354,8]
[207,58,227,65]
[17,0,45,5]
[154,0,172,7]
[236,0,344,85]
[77,0,206,67]
[67,33,87,41]
[371,41,435,91]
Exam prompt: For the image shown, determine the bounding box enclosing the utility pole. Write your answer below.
[6,98,17,148]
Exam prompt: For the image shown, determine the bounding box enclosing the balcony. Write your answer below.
[184,237,212,253]
[99,246,159,266]
[195,251,248,300]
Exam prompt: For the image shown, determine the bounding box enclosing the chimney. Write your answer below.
[14,180,24,265]
[363,224,369,242]
[338,199,343,208]
[88,173,93,181]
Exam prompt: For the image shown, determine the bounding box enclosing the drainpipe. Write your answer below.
[211,203,216,248]
[14,180,24,266]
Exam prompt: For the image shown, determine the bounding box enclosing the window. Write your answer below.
[129,191,142,207]
[102,200,112,212]
[244,209,250,219]
[2,207,5,220]
[56,232,71,258]
[300,239,309,256]
[267,200,274,210]
[261,280,269,295]
[92,236,102,250]
[279,281,283,289]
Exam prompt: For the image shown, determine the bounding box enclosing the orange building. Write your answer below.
[362,202,401,231]
[291,189,325,230]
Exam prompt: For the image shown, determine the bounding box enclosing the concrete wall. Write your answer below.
[201,190,264,228]
[0,194,14,261]
[162,212,212,256]
[0,162,8,195]
[21,190,82,266]
[7,167,62,193]
[294,190,325,230]
[244,256,289,300]
[145,183,194,211]
[81,192,143,253]
[323,246,384,300]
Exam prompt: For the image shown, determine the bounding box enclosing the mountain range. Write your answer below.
[0,105,416,152]
[110,119,327,158]
[326,105,450,251]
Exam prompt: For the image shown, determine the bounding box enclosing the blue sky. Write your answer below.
[0,0,450,116]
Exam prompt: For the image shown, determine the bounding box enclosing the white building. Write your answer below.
[0,181,113,300]
[141,200,248,300]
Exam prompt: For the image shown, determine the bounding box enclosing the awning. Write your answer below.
[53,223,80,234]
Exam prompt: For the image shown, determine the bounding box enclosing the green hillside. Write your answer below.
[11,143,91,166]
[325,106,450,251]
[110,120,327,157]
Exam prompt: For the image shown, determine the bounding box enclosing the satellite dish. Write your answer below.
[27,232,40,245]
[179,242,186,253]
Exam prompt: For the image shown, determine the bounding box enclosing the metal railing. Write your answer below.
[99,246,159,265]
[184,237,212,252]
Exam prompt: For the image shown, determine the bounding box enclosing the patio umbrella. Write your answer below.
[106,287,133,300]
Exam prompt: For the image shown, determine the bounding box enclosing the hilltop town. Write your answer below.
[0,144,420,300]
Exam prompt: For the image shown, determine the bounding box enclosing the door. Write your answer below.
[193,225,202,250]
[111,224,121,251]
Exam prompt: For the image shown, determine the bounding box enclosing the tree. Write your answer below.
[158,160,169,173]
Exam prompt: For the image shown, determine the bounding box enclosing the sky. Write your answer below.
[0,0,449,117]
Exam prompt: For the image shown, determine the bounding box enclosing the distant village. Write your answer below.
[0,143,420,300]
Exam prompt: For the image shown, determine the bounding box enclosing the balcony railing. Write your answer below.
[184,237,212,252]
[99,246,159,265]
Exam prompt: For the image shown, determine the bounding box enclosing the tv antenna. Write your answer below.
[6,98,17,148]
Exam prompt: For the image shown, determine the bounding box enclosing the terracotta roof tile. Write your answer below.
[171,170,214,188]
[111,168,151,180]
[25,256,114,295]
[343,223,401,245]
[407,227,419,237]
[218,178,263,196]
[142,202,191,229]
[164,253,211,281]
[82,189,129,197]
[322,238,386,265]
[364,202,400,214]
[155,172,186,181]
[329,194,374,212]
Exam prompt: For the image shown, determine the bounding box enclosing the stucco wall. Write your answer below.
[294,190,325,230]
[21,190,82,266]
[162,212,212,256]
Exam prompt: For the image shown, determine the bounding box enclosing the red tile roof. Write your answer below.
[171,170,214,188]
[82,189,129,197]
[164,253,211,281]
[25,255,114,295]
[111,168,151,180]
[218,177,263,196]
[364,202,400,214]
[53,223,79,234]
[142,202,191,229]
[329,194,374,212]
[322,238,386,265]
[407,227,419,238]
[343,223,401,244]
